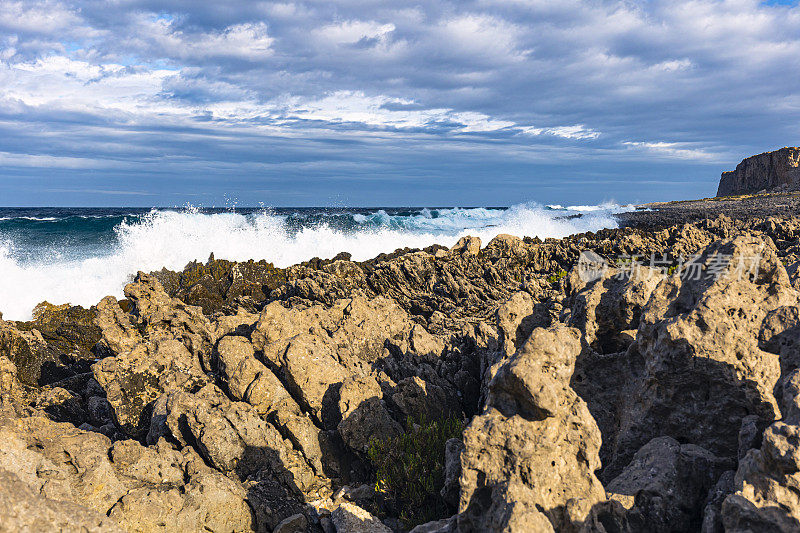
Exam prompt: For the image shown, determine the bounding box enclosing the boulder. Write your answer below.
[0,414,256,532]
[0,320,58,385]
[607,235,800,478]
[568,263,663,354]
[94,295,142,356]
[93,338,208,438]
[457,325,605,532]
[154,384,321,496]
[450,236,481,256]
[722,422,800,531]
[98,273,216,368]
[602,437,730,531]
[0,468,123,533]
[330,501,392,533]
[216,335,334,475]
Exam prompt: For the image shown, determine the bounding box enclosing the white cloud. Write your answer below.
[436,14,528,63]
[316,20,396,45]
[0,0,799,203]
[0,56,182,116]
[0,1,84,34]
[521,125,601,140]
[622,141,721,161]
[127,17,275,62]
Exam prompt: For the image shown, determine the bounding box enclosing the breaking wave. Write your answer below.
[0,202,630,320]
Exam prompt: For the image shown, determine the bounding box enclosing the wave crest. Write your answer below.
[0,202,625,320]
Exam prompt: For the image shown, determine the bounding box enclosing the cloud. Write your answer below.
[622,142,725,162]
[521,125,601,140]
[0,0,798,205]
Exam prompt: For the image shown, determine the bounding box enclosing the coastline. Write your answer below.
[0,195,798,532]
[614,191,800,229]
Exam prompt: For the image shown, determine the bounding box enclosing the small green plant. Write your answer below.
[667,265,678,276]
[367,416,463,529]
[547,270,567,284]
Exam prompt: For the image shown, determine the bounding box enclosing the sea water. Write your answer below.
[0,203,630,320]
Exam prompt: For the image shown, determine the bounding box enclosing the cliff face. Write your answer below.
[717,147,800,196]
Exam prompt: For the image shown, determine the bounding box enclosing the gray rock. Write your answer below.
[273,513,307,533]
[330,502,391,533]
[604,437,730,531]
[440,438,464,509]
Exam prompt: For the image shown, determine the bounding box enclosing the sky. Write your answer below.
[0,0,798,207]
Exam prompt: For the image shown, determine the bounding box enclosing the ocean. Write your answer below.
[0,203,629,320]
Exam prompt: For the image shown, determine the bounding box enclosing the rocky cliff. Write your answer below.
[1,213,800,532]
[717,147,800,197]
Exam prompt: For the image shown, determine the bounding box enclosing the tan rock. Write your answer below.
[607,235,799,478]
[0,468,123,533]
[458,325,605,532]
[93,338,208,438]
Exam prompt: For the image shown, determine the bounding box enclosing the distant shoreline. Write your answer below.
[615,191,800,229]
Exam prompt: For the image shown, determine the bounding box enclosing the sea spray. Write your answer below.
[0,202,629,320]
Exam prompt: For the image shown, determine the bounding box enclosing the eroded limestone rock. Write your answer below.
[457,325,605,532]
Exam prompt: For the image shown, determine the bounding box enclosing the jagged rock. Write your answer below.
[603,437,730,531]
[0,355,28,418]
[337,376,403,452]
[607,235,800,479]
[390,376,455,423]
[335,375,399,454]
[568,264,663,354]
[108,472,255,533]
[155,384,322,497]
[0,467,123,532]
[339,396,402,453]
[450,236,481,256]
[124,272,216,365]
[214,307,260,339]
[251,295,432,430]
[216,336,339,476]
[570,347,642,469]
[273,513,307,533]
[738,415,762,461]
[495,291,537,358]
[759,305,800,375]
[440,438,464,508]
[701,470,735,533]
[33,386,86,426]
[457,325,605,532]
[0,414,256,532]
[93,338,208,438]
[722,422,800,531]
[330,501,392,533]
[0,320,58,385]
[780,369,800,425]
[408,516,457,533]
[28,302,101,359]
[217,335,293,416]
[94,296,142,355]
[6,213,800,532]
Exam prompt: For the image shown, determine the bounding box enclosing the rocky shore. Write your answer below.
[1,199,800,532]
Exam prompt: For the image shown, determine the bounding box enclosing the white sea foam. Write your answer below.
[0,202,626,320]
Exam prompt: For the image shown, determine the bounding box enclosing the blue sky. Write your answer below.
[0,0,799,207]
